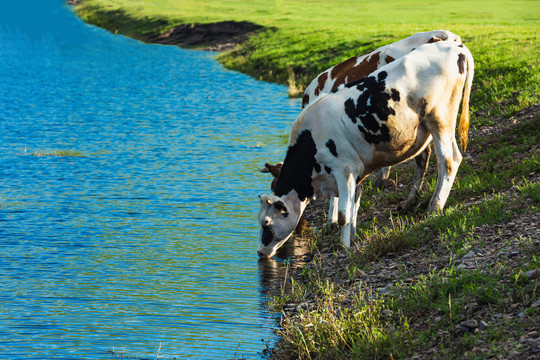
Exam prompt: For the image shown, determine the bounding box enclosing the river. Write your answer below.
[0,1,302,358]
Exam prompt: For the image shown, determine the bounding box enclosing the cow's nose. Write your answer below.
[258,251,269,259]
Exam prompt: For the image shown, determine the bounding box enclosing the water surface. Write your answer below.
[0,1,301,358]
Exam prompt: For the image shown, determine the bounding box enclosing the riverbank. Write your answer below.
[73,0,539,120]
[270,105,539,359]
[70,1,539,359]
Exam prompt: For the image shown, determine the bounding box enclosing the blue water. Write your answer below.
[0,1,300,358]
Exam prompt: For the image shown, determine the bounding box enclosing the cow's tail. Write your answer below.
[458,46,474,152]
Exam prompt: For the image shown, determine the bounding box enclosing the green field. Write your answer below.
[74,1,539,359]
[76,0,539,123]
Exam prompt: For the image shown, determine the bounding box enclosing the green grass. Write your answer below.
[75,0,540,123]
[270,181,538,359]
[269,115,539,358]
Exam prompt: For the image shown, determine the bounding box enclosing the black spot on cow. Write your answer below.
[344,98,357,123]
[274,201,289,217]
[262,225,273,246]
[314,162,321,173]
[326,139,338,157]
[325,166,332,174]
[340,71,397,144]
[274,130,318,201]
[458,44,464,48]
[391,88,400,102]
[457,53,466,74]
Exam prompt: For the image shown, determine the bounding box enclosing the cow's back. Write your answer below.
[301,30,462,108]
[296,41,472,174]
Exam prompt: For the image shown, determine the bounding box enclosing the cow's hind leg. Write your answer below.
[429,135,462,212]
[350,183,362,242]
[373,166,391,189]
[402,144,432,210]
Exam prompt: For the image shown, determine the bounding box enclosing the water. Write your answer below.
[0,1,302,358]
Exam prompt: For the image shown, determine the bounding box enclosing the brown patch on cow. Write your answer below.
[302,93,310,108]
[385,55,395,64]
[445,158,454,175]
[261,163,283,191]
[314,71,328,97]
[330,52,380,91]
[427,36,443,44]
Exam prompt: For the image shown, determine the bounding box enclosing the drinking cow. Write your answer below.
[263,30,463,222]
[258,41,474,258]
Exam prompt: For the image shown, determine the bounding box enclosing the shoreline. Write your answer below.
[71,1,266,52]
[145,20,265,52]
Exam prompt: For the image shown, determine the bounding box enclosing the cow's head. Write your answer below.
[257,193,304,258]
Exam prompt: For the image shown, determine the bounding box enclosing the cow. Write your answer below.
[301,30,461,108]
[257,41,474,258]
[263,30,462,223]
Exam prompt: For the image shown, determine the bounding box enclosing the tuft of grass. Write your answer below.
[276,282,411,360]
[287,68,304,98]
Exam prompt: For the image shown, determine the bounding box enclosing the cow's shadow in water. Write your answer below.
[257,235,310,304]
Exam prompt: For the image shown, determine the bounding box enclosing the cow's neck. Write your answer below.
[273,130,318,202]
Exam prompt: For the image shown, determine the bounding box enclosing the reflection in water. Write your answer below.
[257,235,311,315]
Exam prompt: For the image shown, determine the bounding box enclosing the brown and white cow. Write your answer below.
[258,41,474,258]
[263,30,462,222]
[301,30,462,107]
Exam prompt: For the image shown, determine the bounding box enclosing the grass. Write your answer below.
[75,0,540,124]
[71,1,540,359]
[269,114,539,359]
[271,178,538,359]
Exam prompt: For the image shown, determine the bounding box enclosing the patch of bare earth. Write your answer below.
[149,20,264,51]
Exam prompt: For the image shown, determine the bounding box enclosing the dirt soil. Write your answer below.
[149,20,264,51]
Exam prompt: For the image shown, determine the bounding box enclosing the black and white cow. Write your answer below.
[258,41,474,258]
[263,30,462,223]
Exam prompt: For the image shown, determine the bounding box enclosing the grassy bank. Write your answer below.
[75,0,539,123]
[72,1,540,359]
[272,109,539,359]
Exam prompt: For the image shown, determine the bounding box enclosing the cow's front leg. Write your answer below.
[336,172,357,248]
[328,197,339,225]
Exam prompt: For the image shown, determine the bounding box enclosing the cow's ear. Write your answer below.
[274,201,289,217]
